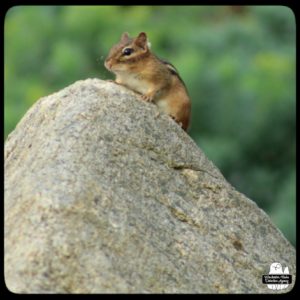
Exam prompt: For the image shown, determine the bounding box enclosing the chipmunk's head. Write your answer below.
[104,32,151,73]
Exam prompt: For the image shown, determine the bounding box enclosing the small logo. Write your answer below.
[262,262,292,290]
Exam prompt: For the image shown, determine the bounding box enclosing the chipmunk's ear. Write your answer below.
[134,32,148,49]
[121,32,130,43]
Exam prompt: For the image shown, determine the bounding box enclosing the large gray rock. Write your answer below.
[5,79,295,293]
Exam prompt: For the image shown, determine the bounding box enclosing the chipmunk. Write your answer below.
[104,32,191,131]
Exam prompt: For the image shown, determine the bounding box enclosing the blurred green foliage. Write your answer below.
[4,6,296,245]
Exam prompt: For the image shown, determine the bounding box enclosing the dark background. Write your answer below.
[4,6,296,245]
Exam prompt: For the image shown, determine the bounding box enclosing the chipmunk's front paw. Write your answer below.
[140,94,154,102]
[107,80,124,86]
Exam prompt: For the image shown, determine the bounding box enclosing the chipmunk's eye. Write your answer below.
[122,48,134,56]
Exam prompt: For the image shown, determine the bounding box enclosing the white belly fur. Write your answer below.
[156,98,169,113]
[118,73,149,95]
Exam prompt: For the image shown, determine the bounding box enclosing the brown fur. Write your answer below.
[104,32,191,131]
